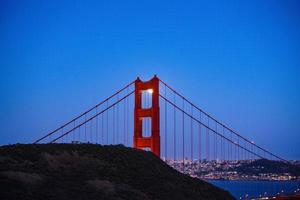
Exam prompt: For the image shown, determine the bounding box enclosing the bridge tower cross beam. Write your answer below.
[133,75,160,157]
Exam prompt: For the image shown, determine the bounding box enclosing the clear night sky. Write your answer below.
[0,0,299,159]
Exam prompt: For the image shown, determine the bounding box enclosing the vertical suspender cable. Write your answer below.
[101,110,104,144]
[165,85,167,161]
[96,107,98,144]
[199,112,201,162]
[106,101,109,144]
[182,99,185,171]
[66,126,68,143]
[123,94,126,145]
[237,136,240,160]
[191,106,193,161]
[173,93,176,161]
[230,130,233,161]
[215,123,217,160]
[61,127,64,143]
[126,87,129,145]
[84,114,87,142]
[234,134,237,161]
[113,104,115,144]
[207,118,210,161]
[73,120,75,142]
[117,94,119,144]
[78,123,81,142]
[222,125,224,161]
[251,143,253,161]
[216,126,218,161]
[115,94,120,144]
[244,140,246,161]
[90,118,92,142]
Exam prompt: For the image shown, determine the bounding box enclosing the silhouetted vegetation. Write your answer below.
[235,159,300,176]
[0,144,234,200]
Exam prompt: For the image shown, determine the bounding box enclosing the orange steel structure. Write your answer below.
[133,75,160,156]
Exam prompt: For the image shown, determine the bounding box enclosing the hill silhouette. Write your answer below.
[235,158,300,176]
[0,144,234,200]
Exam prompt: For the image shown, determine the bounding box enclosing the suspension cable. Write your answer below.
[159,94,265,160]
[159,79,287,162]
[33,81,134,144]
[50,91,134,143]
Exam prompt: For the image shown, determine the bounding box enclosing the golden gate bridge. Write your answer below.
[33,75,299,199]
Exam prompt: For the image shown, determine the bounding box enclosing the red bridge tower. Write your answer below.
[133,75,160,157]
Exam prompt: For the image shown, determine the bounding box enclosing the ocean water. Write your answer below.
[208,180,300,199]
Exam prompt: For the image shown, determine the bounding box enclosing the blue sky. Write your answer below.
[0,0,299,159]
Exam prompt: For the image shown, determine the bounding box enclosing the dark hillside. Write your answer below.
[0,144,234,200]
[235,159,300,176]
